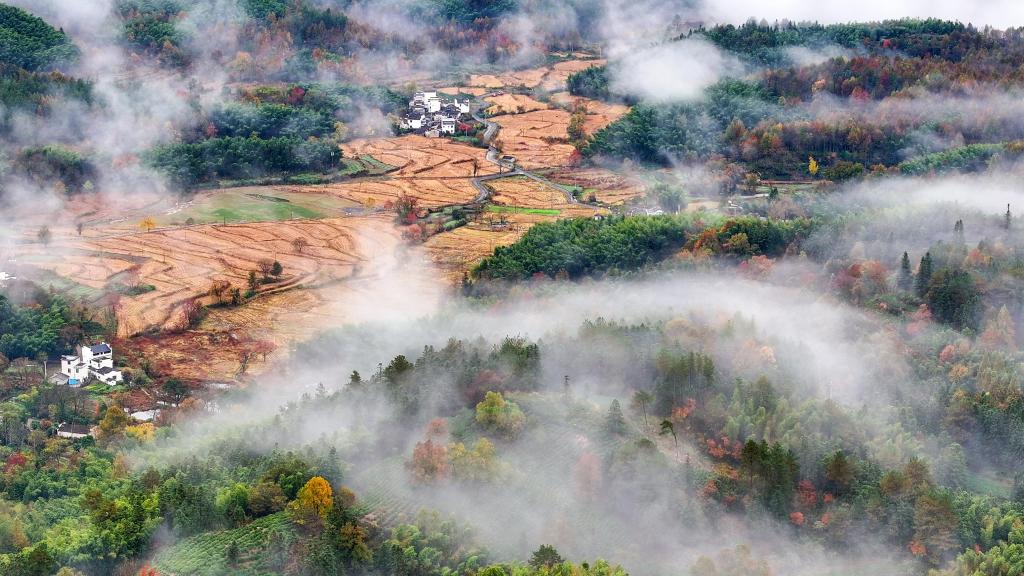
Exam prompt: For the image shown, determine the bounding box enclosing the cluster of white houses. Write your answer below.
[399,91,470,137]
[56,342,124,387]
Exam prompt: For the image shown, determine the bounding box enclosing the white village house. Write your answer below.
[56,423,94,440]
[60,342,124,386]
[399,91,470,136]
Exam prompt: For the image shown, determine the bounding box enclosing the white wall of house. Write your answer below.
[61,343,120,385]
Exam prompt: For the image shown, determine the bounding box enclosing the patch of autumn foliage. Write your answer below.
[706,436,743,460]
[831,260,888,303]
[905,304,933,337]
[4,453,29,478]
[407,438,449,483]
[738,255,775,279]
[797,480,818,508]
[671,398,696,421]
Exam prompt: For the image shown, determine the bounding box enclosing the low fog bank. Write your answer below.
[136,267,920,574]
[697,0,1024,28]
[806,173,1024,264]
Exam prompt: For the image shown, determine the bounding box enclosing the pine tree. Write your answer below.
[1006,204,1012,230]
[898,251,912,291]
[605,399,626,435]
[915,252,933,298]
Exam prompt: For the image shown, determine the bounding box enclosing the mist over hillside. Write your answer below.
[1,1,1024,575]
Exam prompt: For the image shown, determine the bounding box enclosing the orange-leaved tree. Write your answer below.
[289,476,333,526]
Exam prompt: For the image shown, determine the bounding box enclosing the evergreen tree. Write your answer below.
[898,251,913,291]
[927,268,981,330]
[605,399,626,435]
[915,252,933,298]
[1006,204,1012,230]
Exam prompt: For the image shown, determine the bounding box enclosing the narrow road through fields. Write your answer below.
[469,97,579,205]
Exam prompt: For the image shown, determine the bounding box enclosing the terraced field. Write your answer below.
[423,223,526,282]
[341,136,497,178]
[2,57,640,384]
[30,216,395,338]
[491,103,627,170]
[485,177,604,218]
[295,177,479,208]
[543,167,645,205]
[484,93,550,115]
[158,187,364,226]
[152,512,297,576]
[468,58,606,92]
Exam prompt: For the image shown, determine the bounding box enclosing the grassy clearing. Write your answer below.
[160,189,363,225]
[486,205,560,216]
[358,154,396,173]
[752,181,820,194]
[17,265,105,300]
[152,512,297,576]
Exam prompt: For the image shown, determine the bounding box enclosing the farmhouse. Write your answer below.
[400,91,470,137]
[60,342,124,386]
[56,422,93,439]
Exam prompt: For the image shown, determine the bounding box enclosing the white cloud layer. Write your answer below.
[699,0,1024,27]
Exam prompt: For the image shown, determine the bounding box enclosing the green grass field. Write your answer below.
[486,205,560,216]
[161,189,363,226]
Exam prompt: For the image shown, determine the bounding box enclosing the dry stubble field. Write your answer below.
[4,58,642,382]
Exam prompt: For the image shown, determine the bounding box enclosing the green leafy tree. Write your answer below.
[530,544,564,569]
[475,391,525,439]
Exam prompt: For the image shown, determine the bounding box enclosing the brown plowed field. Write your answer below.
[438,86,488,96]
[549,92,630,130]
[341,136,497,178]
[543,167,646,205]
[31,216,406,338]
[491,109,577,168]
[285,177,479,208]
[486,177,604,217]
[492,101,627,169]
[484,94,549,115]
[468,59,606,92]
[424,223,525,282]
[2,55,637,386]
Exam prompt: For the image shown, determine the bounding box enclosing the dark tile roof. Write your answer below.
[57,423,91,436]
[89,343,111,354]
[95,366,114,375]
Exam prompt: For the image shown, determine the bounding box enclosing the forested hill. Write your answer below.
[0,3,76,71]
[577,19,1024,179]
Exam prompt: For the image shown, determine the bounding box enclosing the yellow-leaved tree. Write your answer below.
[289,476,333,525]
[808,156,819,177]
[139,216,157,232]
